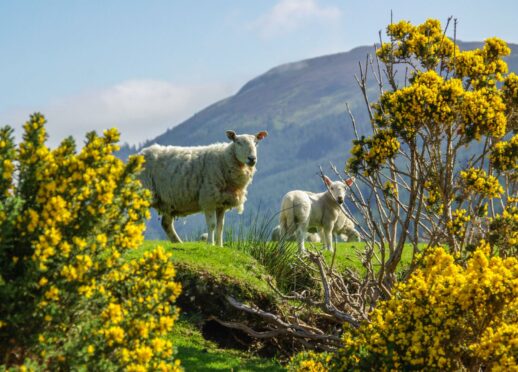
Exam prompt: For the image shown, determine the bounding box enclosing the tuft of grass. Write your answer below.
[225,210,315,293]
[172,316,284,371]
[229,239,311,293]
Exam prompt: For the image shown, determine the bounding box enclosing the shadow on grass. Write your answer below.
[171,317,283,372]
[178,345,281,371]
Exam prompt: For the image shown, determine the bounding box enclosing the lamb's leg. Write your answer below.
[204,210,216,245]
[161,212,183,243]
[323,226,333,251]
[280,214,296,241]
[296,224,307,253]
[216,208,225,247]
[319,228,325,245]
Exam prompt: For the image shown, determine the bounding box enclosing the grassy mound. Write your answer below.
[127,240,416,367]
[128,241,278,318]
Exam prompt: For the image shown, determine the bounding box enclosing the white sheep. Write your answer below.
[271,224,321,243]
[307,232,321,243]
[139,130,268,246]
[322,211,360,242]
[271,225,282,241]
[279,176,354,252]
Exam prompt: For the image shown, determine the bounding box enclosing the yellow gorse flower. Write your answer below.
[491,134,518,174]
[460,168,504,198]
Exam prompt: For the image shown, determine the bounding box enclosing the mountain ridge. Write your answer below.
[126,41,518,238]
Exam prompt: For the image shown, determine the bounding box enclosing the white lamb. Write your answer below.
[279,176,354,252]
[139,130,268,246]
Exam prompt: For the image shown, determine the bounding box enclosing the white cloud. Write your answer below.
[252,0,342,38]
[1,80,236,147]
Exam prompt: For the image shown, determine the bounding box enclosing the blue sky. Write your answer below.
[2,0,518,146]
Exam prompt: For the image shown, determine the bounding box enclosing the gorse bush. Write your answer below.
[290,243,518,371]
[347,18,517,256]
[0,114,182,371]
[291,243,518,371]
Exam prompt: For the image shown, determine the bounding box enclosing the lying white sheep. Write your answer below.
[307,232,321,243]
[279,176,354,252]
[271,225,282,241]
[271,225,321,243]
[322,211,360,243]
[139,130,268,246]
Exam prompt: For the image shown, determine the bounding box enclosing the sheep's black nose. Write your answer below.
[337,197,344,204]
[247,156,256,165]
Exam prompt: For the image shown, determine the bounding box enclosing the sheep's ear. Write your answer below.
[255,131,268,141]
[226,130,237,141]
[344,177,355,187]
[323,175,332,186]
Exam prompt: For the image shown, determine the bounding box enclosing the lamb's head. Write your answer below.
[323,175,354,204]
[226,130,268,167]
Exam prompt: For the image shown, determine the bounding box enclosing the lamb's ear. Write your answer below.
[226,130,237,141]
[255,131,268,141]
[344,177,355,187]
[323,175,332,186]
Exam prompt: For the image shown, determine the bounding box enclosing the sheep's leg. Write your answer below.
[161,213,183,243]
[204,210,216,245]
[216,208,225,247]
[296,224,307,253]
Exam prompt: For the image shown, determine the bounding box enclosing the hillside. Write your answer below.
[129,42,518,238]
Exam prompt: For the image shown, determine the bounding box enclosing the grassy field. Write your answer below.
[320,241,415,273]
[137,240,415,290]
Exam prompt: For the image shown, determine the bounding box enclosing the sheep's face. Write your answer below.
[323,176,354,204]
[226,130,268,167]
[327,181,348,204]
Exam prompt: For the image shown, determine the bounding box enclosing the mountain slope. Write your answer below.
[138,42,518,238]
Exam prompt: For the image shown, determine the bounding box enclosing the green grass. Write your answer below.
[133,240,417,293]
[172,317,284,371]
